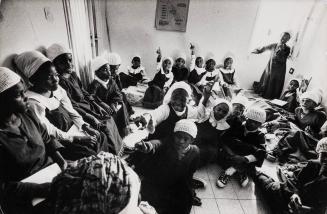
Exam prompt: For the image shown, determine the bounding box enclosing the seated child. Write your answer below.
[227,95,248,124]
[120,56,147,88]
[188,44,206,86]
[89,56,131,137]
[172,52,189,82]
[267,89,327,162]
[142,49,174,109]
[217,56,241,98]
[279,79,300,113]
[135,119,200,214]
[254,137,327,214]
[198,58,220,90]
[47,43,113,129]
[217,107,266,188]
[138,85,211,140]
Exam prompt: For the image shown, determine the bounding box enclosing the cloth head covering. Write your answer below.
[174,119,197,138]
[316,137,327,153]
[161,56,173,71]
[0,67,21,94]
[51,152,131,213]
[163,81,192,104]
[175,52,186,60]
[300,89,323,105]
[245,107,266,124]
[46,43,72,61]
[14,51,50,78]
[108,52,122,65]
[91,56,109,73]
[208,98,232,130]
[231,95,248,107]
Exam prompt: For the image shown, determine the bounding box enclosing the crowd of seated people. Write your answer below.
[0,41,327,214]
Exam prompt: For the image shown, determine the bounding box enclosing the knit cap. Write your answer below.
[174,119,197,138]
[316,137,327,153]
[245,107,266,123]
[46,43,72,61]
[108,52,122,65]
[0,67,21,94]
[91,56,109,73]
[14,51,50,78]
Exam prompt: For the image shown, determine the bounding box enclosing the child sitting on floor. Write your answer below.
[254,137,327,214]
[217,56,241,98]
[172,52,189,82]
[279,79,300,113]
[135,119,201,214]
[217,107,266,188]
[188,44,206,86]
[120,56,147,88]
[197,57,220,90]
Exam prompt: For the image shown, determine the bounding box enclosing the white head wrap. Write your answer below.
[161,57,173,73]
[316,137,327,153]
[209,98,232,130]
[245,107,266,124]
[0,67,21,94]
[46,43,72,61]
[108,52,122,65]
[14,51,50,79]
[231,95,248,107]
[91,56,109,73]
[300,89,323,105]
[175,52,186,61]
[174,119,197,138]
[164,81,192,104]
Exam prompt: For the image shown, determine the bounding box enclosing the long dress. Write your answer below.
[256,43,290,99]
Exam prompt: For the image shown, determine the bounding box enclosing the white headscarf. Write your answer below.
[0,67,21,94]
[208,98,232,130]
[300,88,323,105]
[14,51,50,78]
[91,56,109,73]
[163,81,193,104]
[46,43,72,61]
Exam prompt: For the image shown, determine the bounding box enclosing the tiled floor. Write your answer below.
[191,162,275,214]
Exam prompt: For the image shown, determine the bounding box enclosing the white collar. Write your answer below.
[195,66,206,75]
[219,67,235,74]
[208,111,230,130]
[26,90,60,111]
[94,75,109,89]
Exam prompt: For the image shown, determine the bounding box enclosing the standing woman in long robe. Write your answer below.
[252,32,291,99]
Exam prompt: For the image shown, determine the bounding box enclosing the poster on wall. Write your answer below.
[155,0,190,32]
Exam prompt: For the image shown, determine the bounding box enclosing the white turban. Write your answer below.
[108,52,122,65]
[231,95,248,107]
[163,81,193,104]
[175,52,186,60]
[245,107,266,124]
[46,43,72,61]
[91,56,109,73]
[0,67,21,94]
[174,119,197,138]
[300,89,323,105]
[14,51,50,78]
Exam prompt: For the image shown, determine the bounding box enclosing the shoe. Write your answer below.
[192,195,202,206]
[239,173,249,187]
[216,172,231,188]
[192,177,207,189]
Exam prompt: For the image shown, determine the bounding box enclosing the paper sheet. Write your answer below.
[21,163,62,206]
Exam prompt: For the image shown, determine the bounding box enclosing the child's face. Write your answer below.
[280,33,291,44]
[109,65,120,75]
[213,103,229,121]
[173,131,193,151]
[175,58,185,68]
[301,98,317,111]
[162,59,172,72]
[288,80,299,91]
[245,119,262,131]
[205,59,216,72]
[132,58,141,68]
[224,58,233,69]
[96,64,111,81]
[171,96,187,112]
[195,57,203,68]
[232,103,245,117]
[54,53,74,74]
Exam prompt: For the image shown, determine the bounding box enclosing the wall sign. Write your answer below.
[155,0,190,32]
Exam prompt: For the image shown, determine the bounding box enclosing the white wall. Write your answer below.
[106,0,262,89]
[0,0,69,69]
